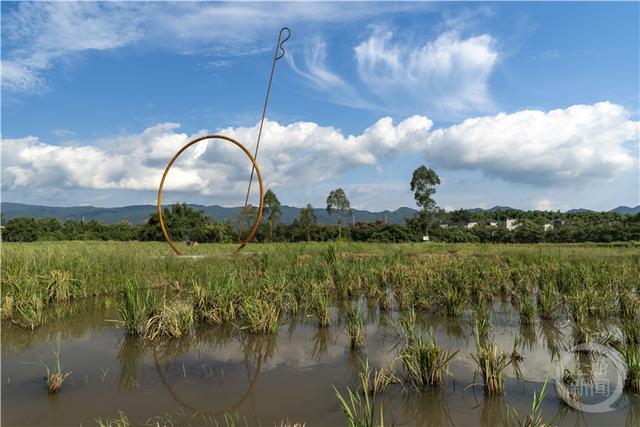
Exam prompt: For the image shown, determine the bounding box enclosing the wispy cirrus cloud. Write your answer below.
[288,26,499,118]
[355,28,498,116]
[288,37,373,109]
[1,1,426,93]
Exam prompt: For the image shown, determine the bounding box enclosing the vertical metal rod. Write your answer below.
[237,27,290,241]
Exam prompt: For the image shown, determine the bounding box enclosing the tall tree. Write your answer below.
[410,166,441,234]
[139,203,210,242]
[326,188,352,239]
[299,203,317,242]
[263,189,281,242]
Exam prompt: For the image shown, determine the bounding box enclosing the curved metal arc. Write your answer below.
[157,134,264,255]
[274,27,291,61]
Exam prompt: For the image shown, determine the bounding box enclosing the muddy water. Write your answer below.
[2,301,637,426]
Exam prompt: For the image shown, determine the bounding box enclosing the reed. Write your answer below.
[622,340,640,392]
[509,378,555,427]
[519,296,535,324]
[43,269,76,303]
[334,368,385,427]
[309,287,331,328]
[145,299,194,340]
[359,359,398,396]
[240,294,280,334]
[471,326,511,395]
[118,281,160,336]
[95,411,130,427]
[2,241,638,334]
[346,304,366,349]
[1,294,13,320]
[536,284,560,320]
[400,329,458,389]
[34,348,71,394]
[14,293,44,330]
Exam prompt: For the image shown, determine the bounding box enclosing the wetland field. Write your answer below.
[2,241,640,426]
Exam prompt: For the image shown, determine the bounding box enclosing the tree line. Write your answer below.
[3,166,639,243]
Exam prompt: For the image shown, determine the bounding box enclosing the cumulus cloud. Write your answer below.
[2,103,637,202]
[1,116,433,202]
[424,102,639,185]
[354,28,498,116]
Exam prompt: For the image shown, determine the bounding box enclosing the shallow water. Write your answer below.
[2,300,637,426]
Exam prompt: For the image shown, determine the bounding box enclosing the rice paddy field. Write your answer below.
[2,241,640,426]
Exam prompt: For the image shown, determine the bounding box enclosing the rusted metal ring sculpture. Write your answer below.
[157,27,289,255]
[156,135,264,255]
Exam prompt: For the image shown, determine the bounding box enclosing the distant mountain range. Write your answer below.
[1,202,637,225]
[0,202,417,225]
[567,205,640,215]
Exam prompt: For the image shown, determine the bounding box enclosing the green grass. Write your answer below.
[1,241,638,334]
[346,304,366,349]
[118,280,161,336]
[471,324,512,395]
[24,346,71,394]
[334,360,385,427]
[4,241,640,420]
[400,328,459,389]
[508,378,555,427]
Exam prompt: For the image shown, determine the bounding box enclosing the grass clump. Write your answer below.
[13,293,44,330]
[471,325,511,395]
[145,299,194,340]
[308,286,331,328]
[621,340,640,392]
[192,281,238,325]
[240,294,280,334]
[27,348,71,394]
[346,304,365,349]
[118,281,160,336]
[334,363,385,427]
[46,348,71,393]
[400,329,458,389]
[518,295,535,324]
[360,359,398,396]
[95,411,130,427]
[536,284,560,320]
[508,378,555,427]
[44,269,74,303]
[1,295,13,320]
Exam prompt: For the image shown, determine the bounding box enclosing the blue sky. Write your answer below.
[2,2,639,212]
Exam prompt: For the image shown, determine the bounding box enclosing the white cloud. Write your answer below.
[534,199,556,211]
[2,2,141,93]
[51,129,76,138]
[1,2,424,93]
[424,102,639,185]
[2,103,637,204]
[1,116,432,202]
[288,38,371,109]
[354,28,498,116]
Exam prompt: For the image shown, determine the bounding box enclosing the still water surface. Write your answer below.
[2,300,637,426]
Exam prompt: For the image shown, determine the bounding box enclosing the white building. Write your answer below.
[466,222,478,229]
[543,223,553,232]
[488,222,498,227]
[439,224,449,229]
[506,218,520,231]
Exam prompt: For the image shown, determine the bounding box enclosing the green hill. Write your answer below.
[0,202,418,225]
